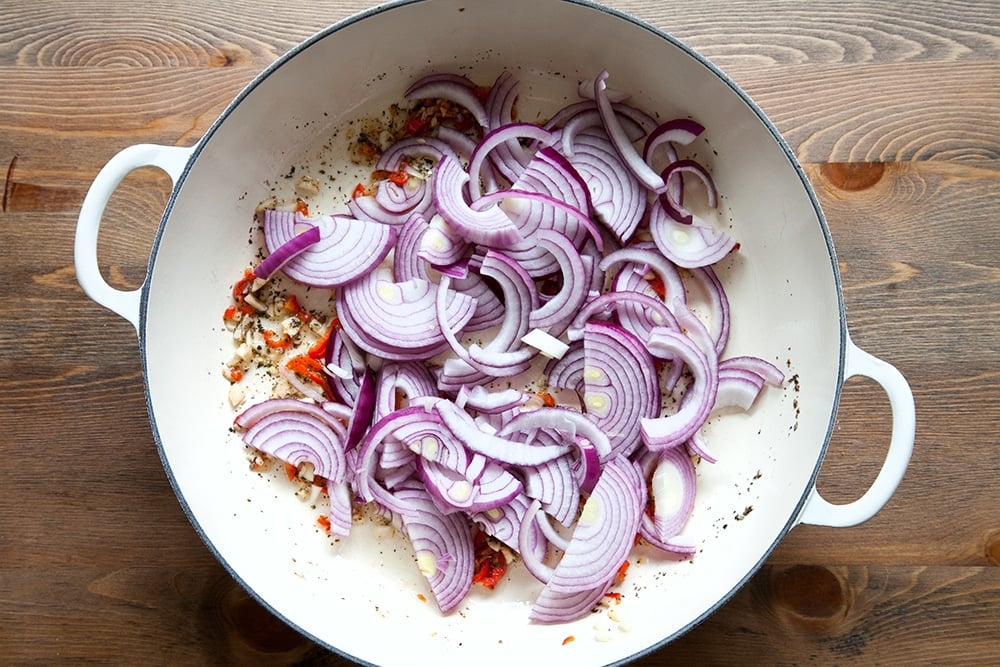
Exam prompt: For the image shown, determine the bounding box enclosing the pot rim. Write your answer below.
[139,1,847,663]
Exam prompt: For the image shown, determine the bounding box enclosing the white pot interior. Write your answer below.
[142,1,844,664]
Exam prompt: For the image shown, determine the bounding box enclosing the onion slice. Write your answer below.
[593,70,664,192]
[529,454,645,623]
[241,410,347,484]
[253,224,321,280]
[404,74,488,129]
[640,303,720,451]
[338,267,477,361]
[394,482,475,614]
[658,159,718,225]
[433,154,523,247]
[262,210,395,288]
[582,321,660,458]
[649,206,738,269]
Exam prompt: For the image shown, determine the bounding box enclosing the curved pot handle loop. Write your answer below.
[797,337,915,527]
[74,144,193,333]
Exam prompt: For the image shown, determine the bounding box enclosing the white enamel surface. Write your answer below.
[140,1,850,665]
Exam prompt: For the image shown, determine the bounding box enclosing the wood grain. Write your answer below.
[1,0,998,665]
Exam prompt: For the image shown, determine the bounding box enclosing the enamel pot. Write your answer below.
[74,1,915,665]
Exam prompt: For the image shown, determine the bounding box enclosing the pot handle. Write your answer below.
[797,337,915,527]
[74,144,193,332]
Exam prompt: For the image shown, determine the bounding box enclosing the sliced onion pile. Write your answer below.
[227,69,784,624]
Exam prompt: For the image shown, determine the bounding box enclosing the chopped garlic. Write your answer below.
[294,175,321,198]
[244,292,268,312]
[227,384,245,408]
[281,316,302,338]
[235,343,252,362]
[592,621,614,643]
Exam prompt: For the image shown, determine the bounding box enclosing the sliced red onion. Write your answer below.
[640,302,720,450]
[436,252,537,381]
[348,193,426,226]
[262,210,396,288]
[565,290,678,343]
[528,230,592,336]
[498,147,593,243]
[533,504,572,552]
[577,76,630,103]
[451,272,505,332]
[419,456,522,514]
[650,447,697,538]
[326,478,353,537]
[544,340,586,397]
[649,203,737,268]
[543,100,601,134]
[324,326,366,408]
[417,213,471,267]
[472,492,534,550]
[467,122,555,200]
[545,99,656,137]
[572,436,603,495]
[600,244,686,304]
[560,109,645,154]
[344,369,375,451]
[529,454,645,623]
[636,448,698,556]
[338,267,477,360]
[719,355,785,387]
[435,399,569,466]
[602,246,686,370]
[658,159,718,225]
[582,321,661,458]
[404,74,488,130]
[642,118,705,166]
[593,70,664,192]
[241,410,347,484]
[377,437,418,475]
[686,429,718,465]
[521,454,580,528]
[715,366,767,411]
[456,385,530,414]
[431,259,469,280]
[473,189,604,258]
[688,265,731,356]
[375,134,457,172]
[394,482,475,614]
[563,127,646,242]
[376,179,430,218]
[392,214,433,282]
[253,224,321,281]
[374,360,439,422]
[483,71,533,183]
[235,398,347,441]
[233,68,788,624]
[519,499,555,584]
[433,154,523,247]
[498,406,612,462]
[354,407,442,515]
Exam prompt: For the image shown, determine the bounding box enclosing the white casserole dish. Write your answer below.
[74,1,915,664]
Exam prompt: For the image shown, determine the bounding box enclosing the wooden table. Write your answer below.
[2,1,997,664]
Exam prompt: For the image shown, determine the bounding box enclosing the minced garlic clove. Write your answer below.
[294,175,321,198]
[227,383,245,408]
